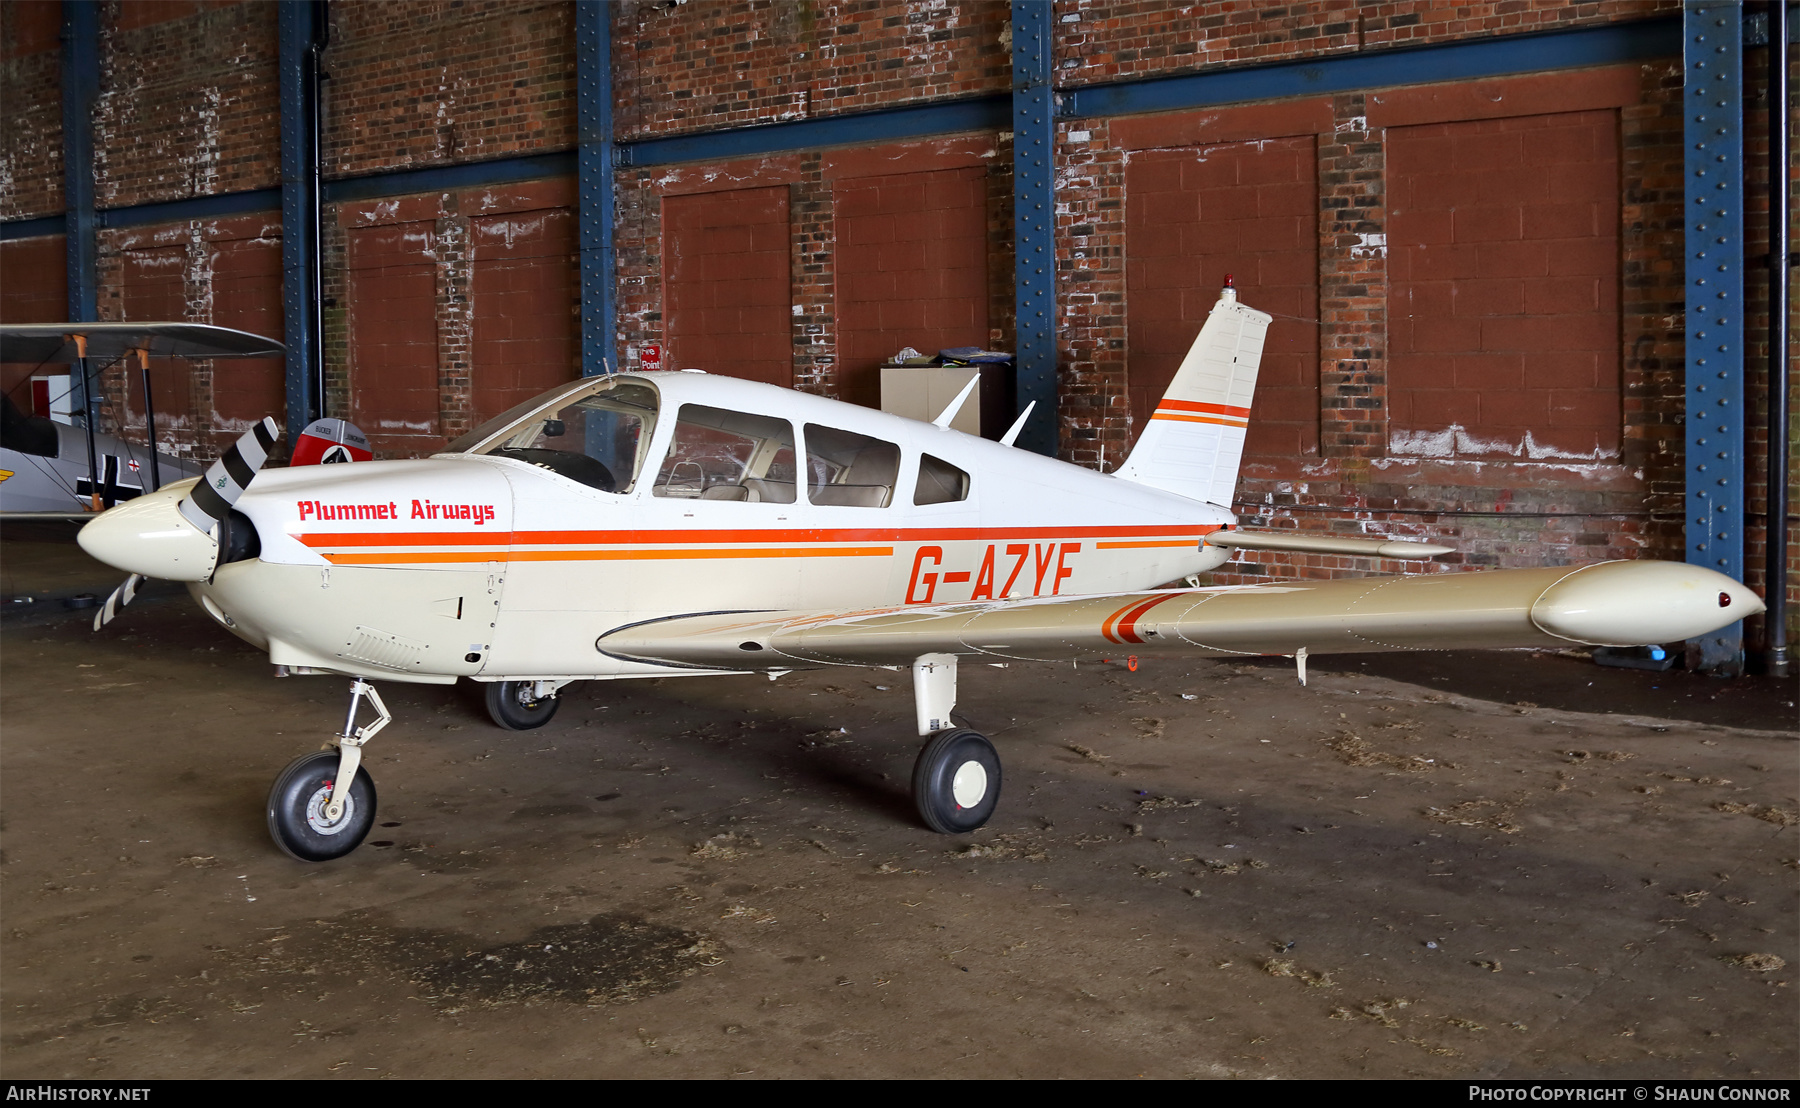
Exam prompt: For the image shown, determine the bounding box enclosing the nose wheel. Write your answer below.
[911,728,1001,834]
[267,749,377,861]
[267,677,388,861]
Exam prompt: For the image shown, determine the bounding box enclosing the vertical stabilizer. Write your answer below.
[1114,283,1271,506]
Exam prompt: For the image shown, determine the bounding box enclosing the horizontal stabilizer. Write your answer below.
[1206,529,1453,560]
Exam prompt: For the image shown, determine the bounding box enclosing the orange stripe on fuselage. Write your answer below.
[320,546,894,566]
[295,523,1220,549]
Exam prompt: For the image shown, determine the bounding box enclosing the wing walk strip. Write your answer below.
[293,524,1222,565]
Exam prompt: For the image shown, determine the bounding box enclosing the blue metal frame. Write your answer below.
[323,152,574,204]
[1684,1,1747,672]
[1064,16,1681,118]
[61,1,98,398]
[1011,0,1056,457]
[278,1,320,439]
[618,97,1009,169]
[576,3,614,377]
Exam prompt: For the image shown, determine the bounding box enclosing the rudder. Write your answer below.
[1114,282,1271,507]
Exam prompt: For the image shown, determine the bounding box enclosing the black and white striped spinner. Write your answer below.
[177,417,279,533]
[93,572,143,632]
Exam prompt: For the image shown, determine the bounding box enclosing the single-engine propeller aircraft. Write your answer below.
[74,284,1761,861]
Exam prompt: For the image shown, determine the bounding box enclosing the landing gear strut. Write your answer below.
[267,678,386,861]
[909,653,1001,833]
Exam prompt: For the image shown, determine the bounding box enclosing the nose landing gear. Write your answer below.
[267,678,388,861]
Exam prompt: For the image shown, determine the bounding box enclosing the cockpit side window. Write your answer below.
[804,424,900,508]
[653,405,797,503]
[461,377,659,494]
[913,453,969,505]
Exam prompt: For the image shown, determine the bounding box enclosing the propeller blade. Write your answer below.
[93,572,143,632]
[177,417,278,533]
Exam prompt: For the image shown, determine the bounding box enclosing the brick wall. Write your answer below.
[1053,63,1691,588]
[326,1,574,176]
[94,0,280,207]
[1053,0,1680,85]
[0,0,63,219]
[614,0,1010,140]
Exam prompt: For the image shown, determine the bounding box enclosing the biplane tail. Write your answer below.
[1113,280,1271,508]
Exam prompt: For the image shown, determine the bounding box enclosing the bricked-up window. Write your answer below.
[471,208,577,425]
[120,245,190,437]
[1125,137,1320,458]
[663,186,791,387]
[0,237,67,412]
[209,234,286,433]
[348,222,440,451]
[836,167,990,410]
[1388,110,1622,461]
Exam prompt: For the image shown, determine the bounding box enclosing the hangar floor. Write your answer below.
[3,523,1795,1079]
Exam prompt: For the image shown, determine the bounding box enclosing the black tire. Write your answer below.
[266,749,377,862]
[485,680,559,730]
[911,728,1001,834]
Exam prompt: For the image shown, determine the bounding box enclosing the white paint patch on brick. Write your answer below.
[1350,232,1386,259]
[1387,424,1616,464]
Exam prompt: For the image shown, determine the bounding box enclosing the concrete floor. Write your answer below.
[2,523,1795,1079]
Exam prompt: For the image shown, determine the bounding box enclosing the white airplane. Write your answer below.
[75,284,1762,861]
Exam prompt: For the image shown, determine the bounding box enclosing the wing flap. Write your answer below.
[596,561,1763,669]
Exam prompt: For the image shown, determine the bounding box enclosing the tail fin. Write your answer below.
[1114,282,1270,507]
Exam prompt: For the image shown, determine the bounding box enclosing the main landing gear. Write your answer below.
[267,678,387,861]
[484,679,561,730]
[909,653,1001,834]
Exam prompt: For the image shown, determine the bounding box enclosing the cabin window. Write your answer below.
[804,424,900,508]
[453,377,659,494]
[653,405,797,502]
[913,453,969,506]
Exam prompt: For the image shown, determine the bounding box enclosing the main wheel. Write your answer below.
[267,749,377,862]
[911,728,1001,834]
[485,680,559,730]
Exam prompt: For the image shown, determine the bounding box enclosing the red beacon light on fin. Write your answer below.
[1221,273,1237,302]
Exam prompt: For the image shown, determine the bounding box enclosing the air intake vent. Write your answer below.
[341,626,425,670]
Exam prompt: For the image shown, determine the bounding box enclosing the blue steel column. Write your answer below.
[577,2,616,377]
[1011,0,1056,456]
[1683,2,1747,673]
[278,2,320,437]
[61,4,98,356]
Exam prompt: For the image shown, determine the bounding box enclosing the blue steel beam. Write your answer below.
[1064,16,1680,118]
[278,1,321,439]
[323,152,574,205]
[618,97,1009,169]
[1011,0,1056,458]
[1683,1,1747,674]
[576,3,614,377]
[61,1,98,392]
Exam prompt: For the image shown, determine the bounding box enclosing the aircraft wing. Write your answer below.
[0,323,285,363]
[597,560,1762,670]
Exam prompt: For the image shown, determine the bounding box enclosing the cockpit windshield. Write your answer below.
[443,377,660,494]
